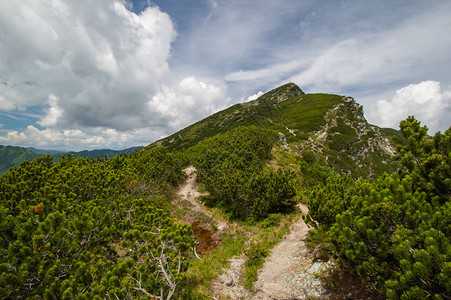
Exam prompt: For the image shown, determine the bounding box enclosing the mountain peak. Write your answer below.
[255,83,304,103]
[152,82,401,177]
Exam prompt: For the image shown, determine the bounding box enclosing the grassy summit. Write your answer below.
[153,83,346,149]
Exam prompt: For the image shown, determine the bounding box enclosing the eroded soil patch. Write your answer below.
[176,166,225,255]
[191,221,220,254]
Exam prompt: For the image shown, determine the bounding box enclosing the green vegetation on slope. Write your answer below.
[2,82,439,299]
[1,145,144,176]
[305,117,450,299]
[189,126,297,220]
[154,83,343,150]
[0,149,194,299]
[0,145,40,175]
[153,83,399,179]
[309,97,400,178]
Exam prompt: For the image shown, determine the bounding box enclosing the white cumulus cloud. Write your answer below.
[0,0,175,131]
[367,81,451,133]
[149,77,230,130]
[0,1,233,150]
[37,94,63,127]
[245,91,264,102]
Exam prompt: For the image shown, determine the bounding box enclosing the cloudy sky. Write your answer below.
[0,0,450,150]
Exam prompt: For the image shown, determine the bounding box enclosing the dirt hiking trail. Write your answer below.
[251,204,333,299]
[211,204,332,300]
[177,166,229,229]
[177,166,333,299]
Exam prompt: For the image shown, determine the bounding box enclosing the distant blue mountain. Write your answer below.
[26,147,63,155]
[66,147,143,158]
[1,145,143,175]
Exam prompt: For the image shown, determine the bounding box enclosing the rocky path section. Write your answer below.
[211,204,332,300]
[177,166,206,212]
[211,257,251,299]
[251,204,332,300]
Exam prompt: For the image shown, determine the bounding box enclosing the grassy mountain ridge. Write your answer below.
[153,83,344,150]
[153,82,400,177]
[26,147,63,156]
[67,146,143,158]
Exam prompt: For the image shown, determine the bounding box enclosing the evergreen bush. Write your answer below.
[306,117,450,299]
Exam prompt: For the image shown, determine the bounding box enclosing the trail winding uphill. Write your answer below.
[177,166,204,209]
[177,166,229,230]
[177,166,332,299]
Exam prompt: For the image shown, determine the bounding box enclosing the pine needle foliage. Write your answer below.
[306,117,450,299]
[0,149,194,299]
[189,126,297,220]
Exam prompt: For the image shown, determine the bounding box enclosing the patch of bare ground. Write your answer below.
[191,221,220,254]
[177,166,229,231]
[250,204,333,300]
[210,256,251,300]
[176,166,234,257]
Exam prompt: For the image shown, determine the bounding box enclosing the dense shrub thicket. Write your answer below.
[2,114,448,299]
[0,149,194,299]
[306,117,450,299]
[190,126,297,220]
